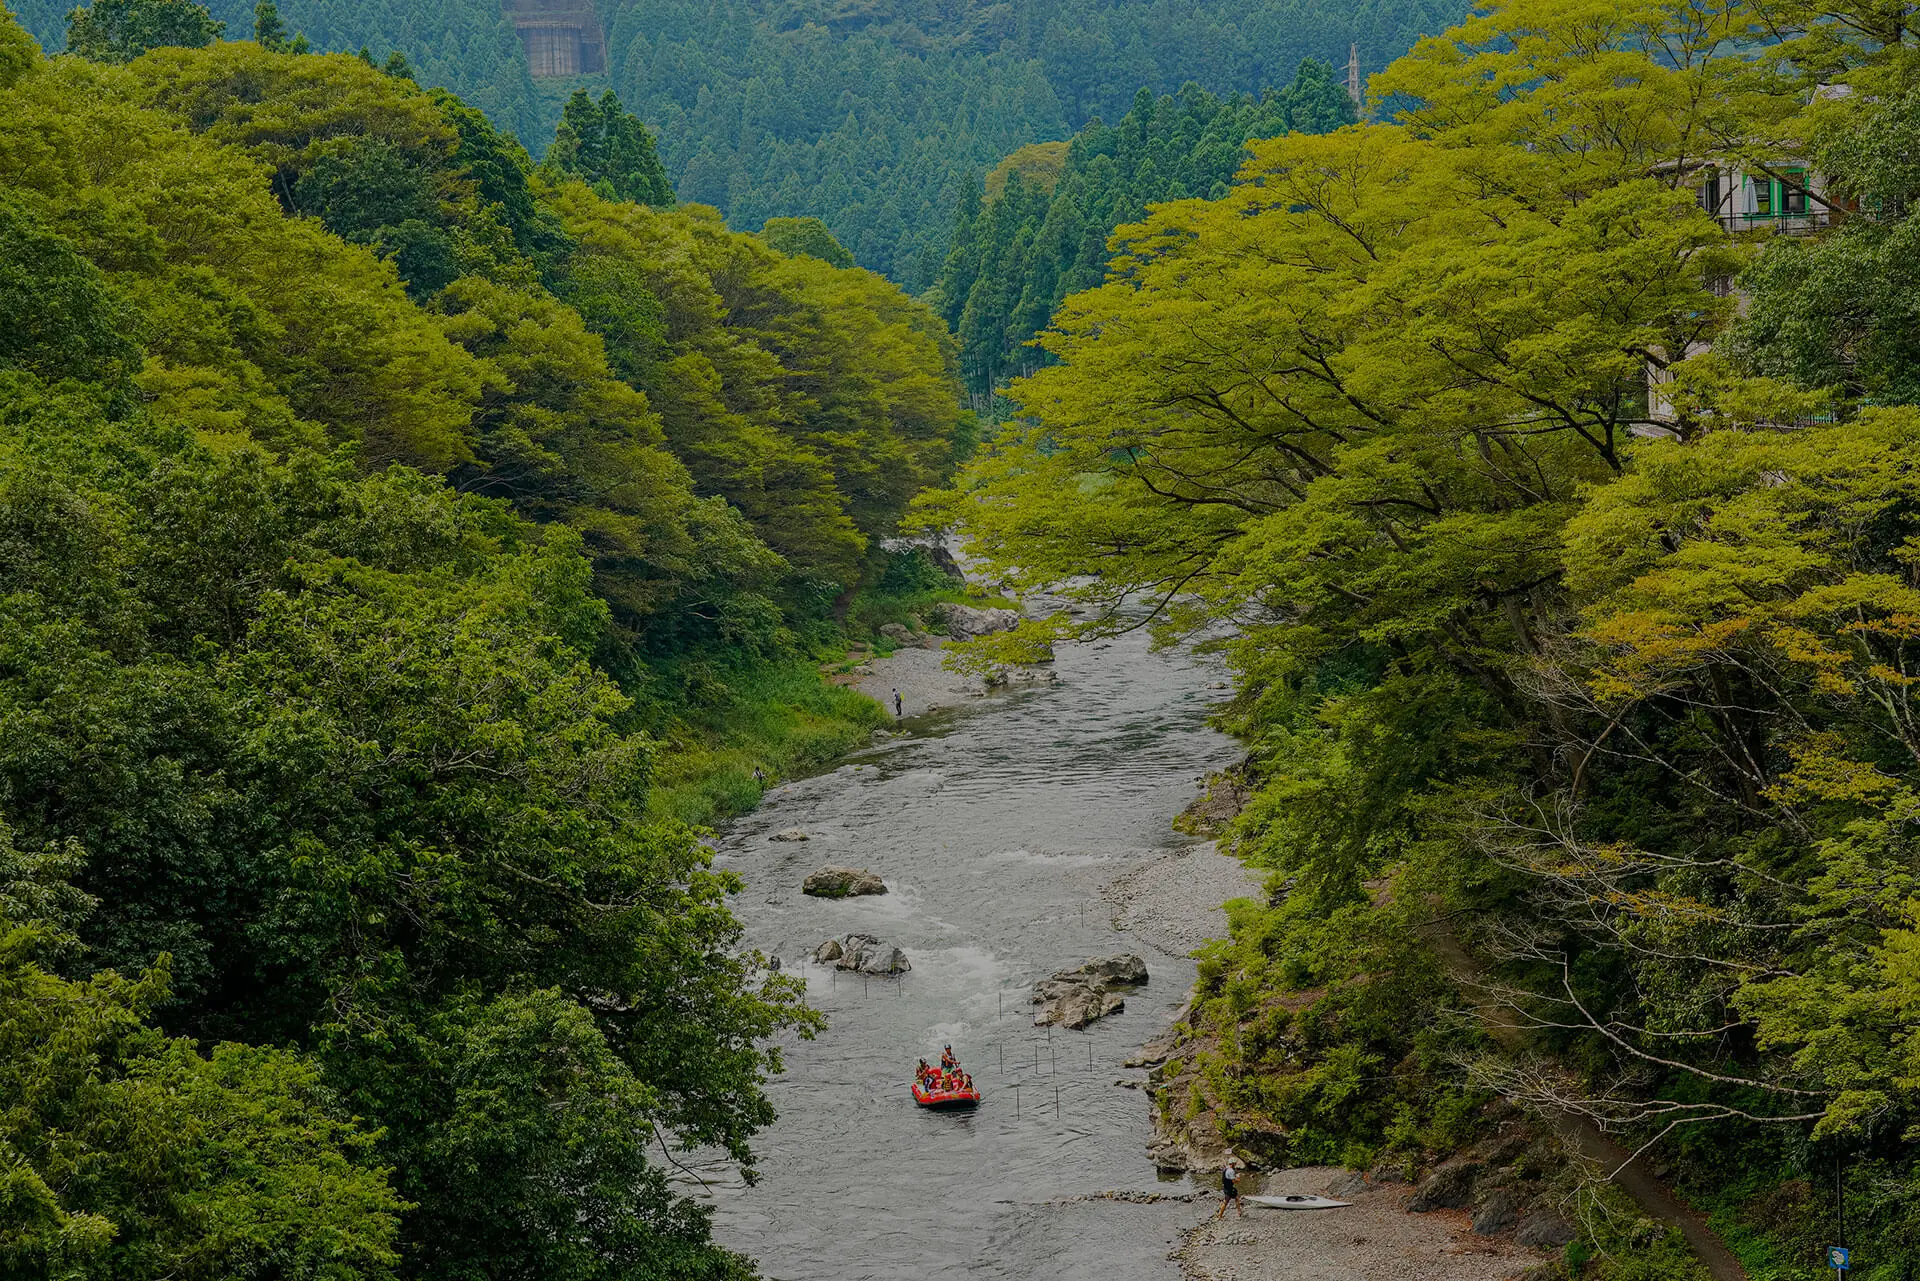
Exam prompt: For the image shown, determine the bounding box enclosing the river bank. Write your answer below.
[1175,1168,1547,1281]
[713,624,1559,1281]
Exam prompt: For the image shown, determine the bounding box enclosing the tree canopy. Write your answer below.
[930,65,1357,397]
[10,0,1458,285]
[63,0,222,63]
[0,14,961,1278]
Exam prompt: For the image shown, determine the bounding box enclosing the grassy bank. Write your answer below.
[640,654,890,827]
[637,548,1004,829]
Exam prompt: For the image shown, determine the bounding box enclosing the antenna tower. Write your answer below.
[1347,43,1362,112]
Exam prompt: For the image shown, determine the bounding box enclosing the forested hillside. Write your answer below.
[0,11,964,1276]
[8,0,1459,284]
[931,0,1920,1272]
[931,63,1356,397]
[606,0,1456,286]
[7,0,547,133]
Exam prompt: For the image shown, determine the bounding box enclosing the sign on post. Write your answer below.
[1827,1245,1850,1273]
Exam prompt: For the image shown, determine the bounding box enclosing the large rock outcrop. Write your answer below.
[802,865,887,898]
[1031,954,1148,1029]
[936,602,1021,640]
[878,622,935,648]
[815,933,910,973]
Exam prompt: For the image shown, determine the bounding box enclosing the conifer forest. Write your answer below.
[4,0,1920,1279]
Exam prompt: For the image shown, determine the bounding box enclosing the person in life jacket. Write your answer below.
[940,1045,956,1071]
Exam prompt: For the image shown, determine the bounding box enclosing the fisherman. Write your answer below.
[893,689,904,717]
[1214,1159,1244,1220]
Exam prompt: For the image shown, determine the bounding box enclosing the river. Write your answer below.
[702,624,1245,1280]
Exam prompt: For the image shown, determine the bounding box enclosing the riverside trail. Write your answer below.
[698,624,1244,1280]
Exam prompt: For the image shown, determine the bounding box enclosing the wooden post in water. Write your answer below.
[1014,1085,1020,1117]
[1055,1083,1060,1117]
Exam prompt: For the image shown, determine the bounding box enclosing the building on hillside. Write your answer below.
[505,0,607,77]
[1693,162,1834,236]
[1644,132,1857,429]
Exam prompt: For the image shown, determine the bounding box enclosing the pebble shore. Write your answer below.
[1176,1167,1544,1281]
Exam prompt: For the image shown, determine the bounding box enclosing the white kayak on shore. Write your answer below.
[1244,1193,1352,1210]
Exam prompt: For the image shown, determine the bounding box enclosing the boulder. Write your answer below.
[937,602,1021,639]
[1472,1189,1520,1236]
[822,933,910,973]
[1409,1160,1483,1212]
[1051,986,1126,1029]
[802,866,887,898]
[1514,1211,1576,1250]
[1326,1170,1371,1199]
[878,622,932,647]
[854,944,910,974]
[1060,954,1149,986]
[770,828,810,842]
[1030,954,1148,1028]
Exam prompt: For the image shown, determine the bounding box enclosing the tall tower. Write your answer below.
[1346,42,1362,112]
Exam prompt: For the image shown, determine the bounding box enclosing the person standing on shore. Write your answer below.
[892,689,903,717]
[1215,1160,1243,1220]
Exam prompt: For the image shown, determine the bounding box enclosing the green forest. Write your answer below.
[6,0,1460,286]
[929,62,1357,398]
[932,0,1920,1273]
[0,9,969,1277]
[9,0,1920,1276]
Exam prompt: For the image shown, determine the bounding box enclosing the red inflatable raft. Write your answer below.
[912,1080,981,1110]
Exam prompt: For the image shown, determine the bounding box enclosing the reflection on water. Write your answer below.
[705,626,1241,1281]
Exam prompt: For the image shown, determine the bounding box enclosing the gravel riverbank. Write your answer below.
[1176,1167,1546,1281]
[843,640,977,717]
[1101,842,1263,957]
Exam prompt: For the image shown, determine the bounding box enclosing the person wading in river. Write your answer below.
[1214,1160,1244,1220]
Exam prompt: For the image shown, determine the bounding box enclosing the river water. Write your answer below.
[703,626,1244,1281]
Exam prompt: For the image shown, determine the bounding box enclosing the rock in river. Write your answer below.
[817,933,910,973]
[802,865,887,898]
[770,827,810,842]
[1031,953,1148,1028]
[936,602,1021,640]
